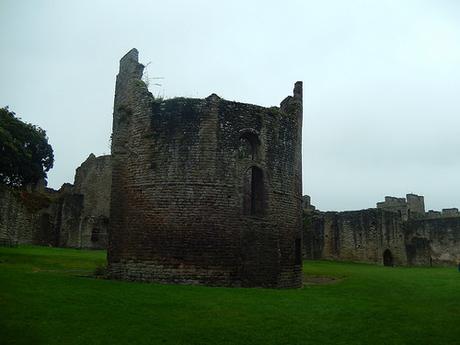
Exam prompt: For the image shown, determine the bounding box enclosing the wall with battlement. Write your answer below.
[305,195,460,267]
[376,194,425,221]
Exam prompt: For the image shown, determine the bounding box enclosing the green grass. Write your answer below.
[1,246,459,345]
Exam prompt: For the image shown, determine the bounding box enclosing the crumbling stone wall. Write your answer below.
[377,194,425,221]
[305,195,460,267]
[0,154,111,249]
[108,49,303,288]
[304,209,406,265]
[60,154,111,249]
[406,217,460,266]
[0,185,59,246]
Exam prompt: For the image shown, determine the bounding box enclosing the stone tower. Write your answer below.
[107,49,303,288]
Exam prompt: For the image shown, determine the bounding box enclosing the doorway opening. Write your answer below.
[383,249,394,267]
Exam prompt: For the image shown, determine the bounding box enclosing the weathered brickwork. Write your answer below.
[108,49,303,288]
[304,195,460,266]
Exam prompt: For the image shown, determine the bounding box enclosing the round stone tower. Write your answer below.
[108,49,303,288]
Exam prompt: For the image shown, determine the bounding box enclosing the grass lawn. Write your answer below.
[0,246,459,345]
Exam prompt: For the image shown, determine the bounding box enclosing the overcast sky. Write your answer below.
[1,0,459,211]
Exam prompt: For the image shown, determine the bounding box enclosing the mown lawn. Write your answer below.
[0,246,459,345]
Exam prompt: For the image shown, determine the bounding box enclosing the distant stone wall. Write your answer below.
[406,217,460,266]
[74,154,111,217]
[0,154,111,249]
[304,199,460,267]
[0,186,59,246]
[304,209,406,265]
[0,186,33,246]
[64,154,111,249]
[376,194,425,221]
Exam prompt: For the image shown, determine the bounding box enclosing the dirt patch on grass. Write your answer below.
[304,275,343,286]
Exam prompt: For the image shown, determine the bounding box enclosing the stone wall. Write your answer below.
[0,185,60,246]
[108,48,303,288]
[304,209,406,265]
[63,154,111,249]
[376,194,425,221]
[0,154,111,249]
[305,196,460,267]
[406,217,460,266]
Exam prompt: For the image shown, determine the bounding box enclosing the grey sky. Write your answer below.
[1,0,459,211]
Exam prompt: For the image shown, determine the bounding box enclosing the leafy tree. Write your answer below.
[0,107,54,187]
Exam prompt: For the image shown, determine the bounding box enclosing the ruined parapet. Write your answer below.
[441,208,460,218]
[58,153,111,249]
[302,195,316,213]
[73,154,111,249]
[108,49,303,288]
[406,194,425,216]
[377,196,406,211]
[74,153,111,216]
[425,210,442,219]
[376,194,425,221]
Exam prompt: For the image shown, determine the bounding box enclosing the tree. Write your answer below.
[0,107,54,187]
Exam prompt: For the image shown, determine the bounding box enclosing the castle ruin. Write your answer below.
[107,49,304,288]
[2,49,459,283]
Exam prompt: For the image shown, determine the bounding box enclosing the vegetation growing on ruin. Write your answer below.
[0,246,459,345]
[18,190,52,212]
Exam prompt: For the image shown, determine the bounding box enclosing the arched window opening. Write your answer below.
[243,166,265,216]
[238,132,260,160]
[383,249,394,267]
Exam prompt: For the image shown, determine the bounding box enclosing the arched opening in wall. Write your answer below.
[243,166,265,216]
[239,132,260,160]
[383,249,394,267]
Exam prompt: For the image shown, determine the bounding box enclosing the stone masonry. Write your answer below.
[107,49,303,288]
[58,154,111,249]
[304,194,460,266]
[304,208,407,265]
[0,154,111,249]
[376,194,425,221]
